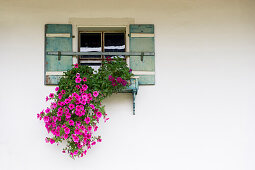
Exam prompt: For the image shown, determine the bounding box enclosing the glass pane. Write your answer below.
[80,33,101,58]
[104,33,125,59]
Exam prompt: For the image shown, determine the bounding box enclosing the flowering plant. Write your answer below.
[37,57,132,158]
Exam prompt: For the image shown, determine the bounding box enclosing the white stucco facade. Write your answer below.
[0,0,255,170]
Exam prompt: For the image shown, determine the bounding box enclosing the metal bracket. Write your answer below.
[141,52,144,62]
[132,90,137,115]
[58,51,61,61]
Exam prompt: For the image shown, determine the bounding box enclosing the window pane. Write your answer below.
[104,33,125,59]
[80,33,101,59]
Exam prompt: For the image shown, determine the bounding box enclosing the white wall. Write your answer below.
[0,0,255,170]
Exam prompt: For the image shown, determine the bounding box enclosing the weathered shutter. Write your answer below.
[45,24,73,85]
[129,24,155,85]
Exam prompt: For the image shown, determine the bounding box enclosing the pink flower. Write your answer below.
[63,134,68,139]
[76,121,81,126]
[81,100,87,105]
[64,127,70,134]
[87,133,91,139]
[75,110,81,116]
[112,81,117,87]
[45,108,50,113]
[52,116,57,122]
[106,56,112,62]
[84,117,90,124]
[93,91,99,97]
[96,112,102,119]
[80,110,85,116]
[69,120,74,126]
[76,73,80,77]
[129,68,132,72]
[64,98,70,104]
[108,75,114,81]
[82,77,87,82]
[75,77,81,83]
[89,104,95,110]
[76,85,80,89]
[74,63,79,68]
[74,128,80,134]
[117,77,122,83]
[50,139,55,144]
[94,126,98,132]
[72,134,79,143]
[55,87,59,91]
[58,107,63,112]
[57,111,63,117]
[49,93,54,98]
[51,102,57,109]
[45,96,49,102]
[69,104,75,110]
[97,138,102,142]
[61,90,66,94]
[66,112,71,119]
[45,137,49,143]
[88,125,92,131]
[76,105,82,111]
[121,80,127,86]
[74,150,79,155]
[91,141,96,145]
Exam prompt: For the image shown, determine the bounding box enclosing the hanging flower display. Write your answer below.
[37,57,132,158]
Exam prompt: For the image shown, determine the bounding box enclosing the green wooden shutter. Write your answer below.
[129,24,155,85]
[45,24,73,85]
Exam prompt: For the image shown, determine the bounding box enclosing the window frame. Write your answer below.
[78,30,126,67]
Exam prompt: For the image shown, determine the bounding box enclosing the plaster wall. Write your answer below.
[0,0,255,170]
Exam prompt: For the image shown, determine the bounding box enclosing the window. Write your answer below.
[44,24,155,85]
[78,30,126,71]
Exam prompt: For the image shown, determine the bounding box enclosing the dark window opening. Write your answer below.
[79,31,125,71]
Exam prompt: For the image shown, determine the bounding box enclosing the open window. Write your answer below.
[78,29,126,71]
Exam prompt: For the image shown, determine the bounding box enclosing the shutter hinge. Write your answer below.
[58,51,61,61]
[141,52,144,62]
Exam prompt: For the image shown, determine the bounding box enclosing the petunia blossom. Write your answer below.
[69,104,75,110]
[49,93,54,98]
[75,77,81,83]
[43,116,50,123]
[50,139,55,144]
[121,80,127,86]
[64,127,70,134]
[45,108,50,113]
[71,134,79,143]
[93,91,99,98]
[82,77,87,82]
[84,117,90,124]
[69,120,74,126]
[96,112,102,119]
[116,77,122,83]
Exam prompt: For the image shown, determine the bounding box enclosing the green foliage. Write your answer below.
[39,57,133,158]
